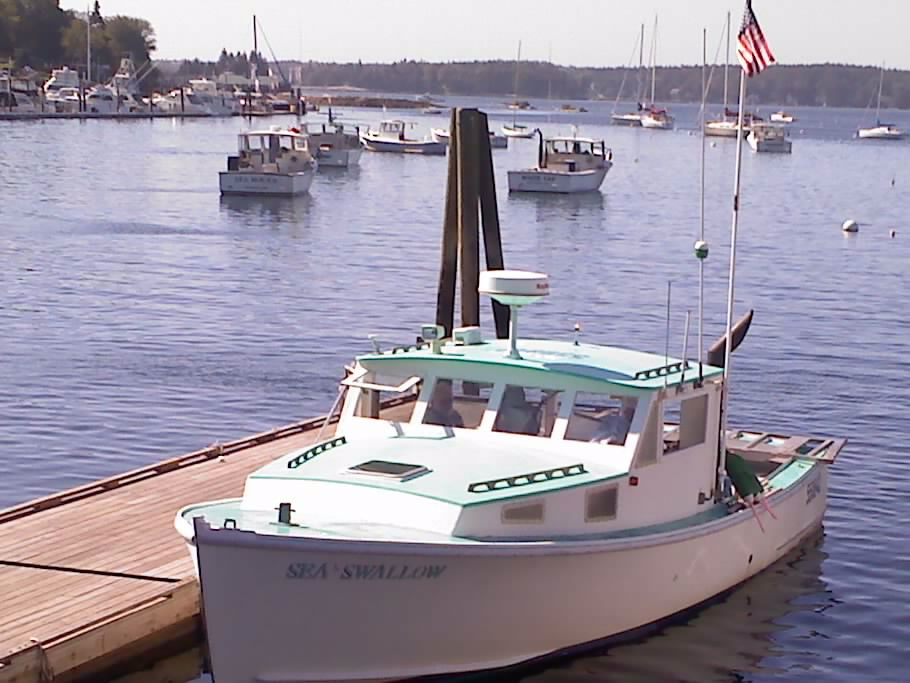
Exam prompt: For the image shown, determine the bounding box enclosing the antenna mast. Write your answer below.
[696,28,709,381]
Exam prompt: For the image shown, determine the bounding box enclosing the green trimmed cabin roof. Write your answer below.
[358,338,723,392]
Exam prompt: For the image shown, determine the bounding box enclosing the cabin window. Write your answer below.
[354,372,422,423]
[422,379,492,429]
[585,486,618,522]
[663,395,708,453]
[564,394,638,445]
[502,500,545,524]
[493,386,563,437]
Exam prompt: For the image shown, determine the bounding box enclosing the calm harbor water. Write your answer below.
[2,98,909,682]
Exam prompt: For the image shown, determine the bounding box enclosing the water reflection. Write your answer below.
[217,194,313,224]
[507,191,606,223]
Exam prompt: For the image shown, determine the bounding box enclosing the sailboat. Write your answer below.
[858,64,904,140]
[704,12,761,138]
[502,41,535,139]
[611,24,647,127]
[640,16,675,130]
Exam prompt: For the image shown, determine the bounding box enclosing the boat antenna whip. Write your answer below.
[696,27,709,385]
[663,281,671,389]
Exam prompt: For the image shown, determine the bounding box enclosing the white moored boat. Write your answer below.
[770,110,796,124]
[858,64,904,140]
[360,120,447,155]
[305,120,364,168]
[508,133,612,193]
[176,268,845,683]
[747,123,792,153]
[219,127,317,196]
[640,107,675,130]
[431,127,508,149]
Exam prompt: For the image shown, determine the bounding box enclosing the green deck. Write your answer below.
[359,339,724,391]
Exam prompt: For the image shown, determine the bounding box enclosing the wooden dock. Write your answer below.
[0,413,337,683]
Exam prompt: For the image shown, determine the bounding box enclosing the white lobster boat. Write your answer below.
[176,268,844,683]
[747,123,792,153]
[360,120,447,155]
[508,134,613,193]
[305,121,364,168]
[431,127,509,149]
[219,127,317,196]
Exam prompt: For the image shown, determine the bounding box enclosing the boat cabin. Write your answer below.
[228,128,314,174]
[235,271,842,546]
[750,123,789,142]
[375,119,408,140]
[542,136,611,172]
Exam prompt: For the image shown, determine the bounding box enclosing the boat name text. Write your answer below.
[286,562,447,581]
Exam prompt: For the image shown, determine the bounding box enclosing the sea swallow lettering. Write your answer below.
[286,561,447,580]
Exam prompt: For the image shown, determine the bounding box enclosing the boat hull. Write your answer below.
[501,125,535,139]
[181,464,827,683]
[640,115,674,130]
[219,170,315,196]
[610,114,642,127]
[360,136,447,155]
[704,121,743,138]
[857,126,905,140]
[747,136,792,154]
[508,165,610,193]
[315,146,363,168]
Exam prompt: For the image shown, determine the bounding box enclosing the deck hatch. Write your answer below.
[347,460,430,481]
[467,463,587,493]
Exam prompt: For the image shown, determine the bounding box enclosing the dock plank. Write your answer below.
[0,414,340,682]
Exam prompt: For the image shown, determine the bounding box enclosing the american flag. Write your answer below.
[737,1,775,76]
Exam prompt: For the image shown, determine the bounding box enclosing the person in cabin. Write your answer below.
[424,380,464,427]
[494,386,539,435]
[590,398,636,445]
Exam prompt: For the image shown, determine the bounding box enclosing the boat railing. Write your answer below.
[467,463,588,493]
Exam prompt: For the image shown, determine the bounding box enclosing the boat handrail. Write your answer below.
[467,463,588,493]
[287,436,347,469]
[633,360,689,381]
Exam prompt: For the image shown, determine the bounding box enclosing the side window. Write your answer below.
[423,379,493,429]
[355,372,422,422]
[663,395,709,453]
[565,394,638,445]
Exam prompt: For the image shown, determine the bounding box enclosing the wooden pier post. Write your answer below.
[179,86,185,114]
[435,108,509,339]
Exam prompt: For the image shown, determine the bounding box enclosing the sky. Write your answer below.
[61,1,909,70]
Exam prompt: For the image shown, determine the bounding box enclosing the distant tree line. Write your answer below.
[1,1,156,84]
[151,56,910,109]
[280,60,910,109]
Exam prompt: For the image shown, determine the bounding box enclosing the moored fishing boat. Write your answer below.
[219,126,317,195]
[432,127,508,149]
[304,120,363,168]
[508,132,612,193]
[747,122,792,153]
[360,120,447,155]
[176,267,844,683]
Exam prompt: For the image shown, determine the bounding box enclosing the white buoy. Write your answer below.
[842,219,859,233]
[710,141,717,148]
[890,229,896,238]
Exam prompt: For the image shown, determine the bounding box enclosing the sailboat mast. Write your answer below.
[86,3,92,83]
[638,22,644,104]
[650,15,658,105]
[876,63,884,122]
[723,11,730,111]
[512,40,522,126]
[252,14,259,93]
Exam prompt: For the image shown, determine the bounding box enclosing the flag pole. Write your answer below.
[717,69,748,499]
